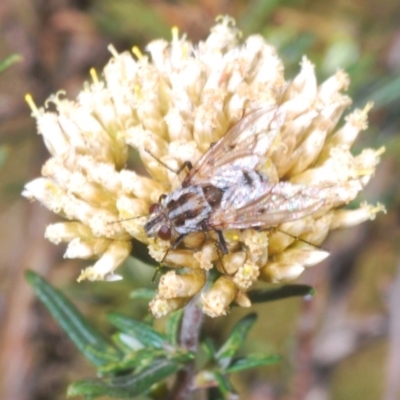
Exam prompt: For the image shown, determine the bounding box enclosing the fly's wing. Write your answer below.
[208,181,326,230]
[184,106,285,188]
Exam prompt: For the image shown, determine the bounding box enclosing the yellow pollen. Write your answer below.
[243,264,252,276]
[44,181,58,195]
[90,68,99,84]
[134,84,142,99]
[224,231,239,241]
[132,46,143,60]
[357,168,374,176]
[171,26,179,41]
[24,94,40,118]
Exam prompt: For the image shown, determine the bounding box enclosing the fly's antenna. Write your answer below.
[107,214,148,225]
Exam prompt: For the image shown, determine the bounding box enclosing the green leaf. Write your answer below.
[100,347,193,375]
[226,354,281,373]
[361,74,400,108]
[202,337,217,360]
[165,309,183,346]
[213,371,238,398]
[107,312,166,349]
[99,348,168,374]
[25,271,121,366]
[112,332,146,352]
[129,288,156,300]
[215,314,257,369]
[0,54,22,74]
[247,284,314,303]
[67,357,183,398]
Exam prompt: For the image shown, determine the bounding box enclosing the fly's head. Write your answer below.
[144,200,173,242]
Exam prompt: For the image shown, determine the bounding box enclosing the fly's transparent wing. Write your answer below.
[208,180,326,230]
[185,106,285,188]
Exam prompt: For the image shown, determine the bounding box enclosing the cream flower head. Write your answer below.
[23,16,384,318]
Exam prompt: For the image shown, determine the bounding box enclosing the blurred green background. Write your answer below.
[0,1,399,399]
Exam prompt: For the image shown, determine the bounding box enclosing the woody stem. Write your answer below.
[169,295,204,400]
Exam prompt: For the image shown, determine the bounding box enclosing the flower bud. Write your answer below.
[202,276,238,317]
[158,270,206,299]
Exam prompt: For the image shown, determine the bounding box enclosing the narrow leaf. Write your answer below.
[247,284,314,303]
[362,74,400,108]
[112,332,145,352]
[201,337,217,360]
[99,348,168,374]
[107,312,166,349]
[67,357,183,398]
[226,354,281,373]
[0,54,22,74]
[216,314,257,369]
[25,271,121,366]
[165,309,183,346]
[213,371,238,398]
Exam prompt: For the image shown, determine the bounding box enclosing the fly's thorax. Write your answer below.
[202,184,223,207]
[144,183,225,243]
[165,185,215,235]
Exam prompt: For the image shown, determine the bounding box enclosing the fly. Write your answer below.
[144,106,326,255]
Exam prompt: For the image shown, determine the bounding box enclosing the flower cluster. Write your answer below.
[23,16,384,317]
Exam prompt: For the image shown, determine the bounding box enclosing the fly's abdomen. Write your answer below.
[165,185,220,235]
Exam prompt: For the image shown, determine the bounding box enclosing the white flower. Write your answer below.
[23,16,384,317]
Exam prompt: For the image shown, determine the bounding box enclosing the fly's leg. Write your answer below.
[216,230,228,254]
[144,147,193,175]
[151,233,188,282]
[176,161,193,174]
[171,233,187,249]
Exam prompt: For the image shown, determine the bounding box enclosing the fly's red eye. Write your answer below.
[149,203,159,215]
[158,225,171,241]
